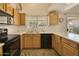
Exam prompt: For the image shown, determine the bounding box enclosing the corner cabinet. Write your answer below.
[48,11,58,25]
[53,33,79,56]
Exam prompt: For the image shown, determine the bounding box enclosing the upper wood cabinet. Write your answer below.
[19,13,26,25]
[0,3,6,11]
[5,4,13,16]
[13,9,26,25]
[48,11,58,25]
[13,9,20,25]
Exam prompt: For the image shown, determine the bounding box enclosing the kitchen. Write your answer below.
[0,3,79,56]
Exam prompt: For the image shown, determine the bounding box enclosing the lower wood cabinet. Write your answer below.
[52,34,79,56]
[22,34,40,49]
[32,34,41,48]
[62,38,79,56]
[52,34,62,55]
[0,47,3,56]
[62,42,78,56]
[23,34,32,48]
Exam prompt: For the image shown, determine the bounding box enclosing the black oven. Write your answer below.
[0,28,20,56]
[3,35,20,56]
[0,28,8,42]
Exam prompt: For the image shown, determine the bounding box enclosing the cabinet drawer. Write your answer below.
[62,43,78,56]
[23,34,32,37]
[62,38,78,49]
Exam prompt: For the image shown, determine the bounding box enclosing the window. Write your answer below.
[26,16,48,29]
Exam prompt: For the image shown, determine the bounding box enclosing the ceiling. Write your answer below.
[21,3,51,15]
[11,3,79,15]
[48,3,67,12]
[66,4,79,13]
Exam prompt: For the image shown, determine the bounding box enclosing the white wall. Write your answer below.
[0,16,7,23]
[0,25,27,34]
[47,4,67,34]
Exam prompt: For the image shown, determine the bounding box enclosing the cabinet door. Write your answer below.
[62,43,78,56]
[14,9,20,25]
[32,34,41,48]
[20,13,25,25]
[0,47,3,56]
[53,35,62,55]
[52,34,55,48]
[0,3,5,11]
[5,4,13,16]
[49,11,58,25]
[23,34,32,48]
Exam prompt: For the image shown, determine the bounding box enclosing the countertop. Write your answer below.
[0,43,5,47]
[8,30,79,43]
[52,32,79,43]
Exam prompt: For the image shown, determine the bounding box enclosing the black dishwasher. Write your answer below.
[41,34,52,48]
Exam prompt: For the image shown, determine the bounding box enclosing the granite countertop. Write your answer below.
[0,43,5,47]
[52,32,79,43]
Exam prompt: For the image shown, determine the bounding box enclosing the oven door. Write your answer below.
[3,37,20,56]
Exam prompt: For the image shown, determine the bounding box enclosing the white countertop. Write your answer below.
[8,30,79,43]
[0,43,5,47]
[52,32,79,43]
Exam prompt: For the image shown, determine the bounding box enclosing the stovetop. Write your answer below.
[6,34,20,42]
[0,34,20,43]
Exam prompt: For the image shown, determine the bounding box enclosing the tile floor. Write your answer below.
[21,49,59,56]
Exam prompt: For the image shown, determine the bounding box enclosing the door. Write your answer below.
[32,34,41,48]
[23,34,32,48]
[41,34,52,48]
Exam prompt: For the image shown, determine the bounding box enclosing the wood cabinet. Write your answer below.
[13,10,26,25]
[48,11,58,25]
[62,38,79,56]
[52,34,62,55]
[14,9,20,25]
[0,3,6,11]
[52,34,79,56]
[22,34,40,49]
[33,34,41,48]
[0,3,14,16]
[0,47,3,56]
[19,13,26,25]
[23,34,32,48]
[5,4,13,16]
[62,42,78,56]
